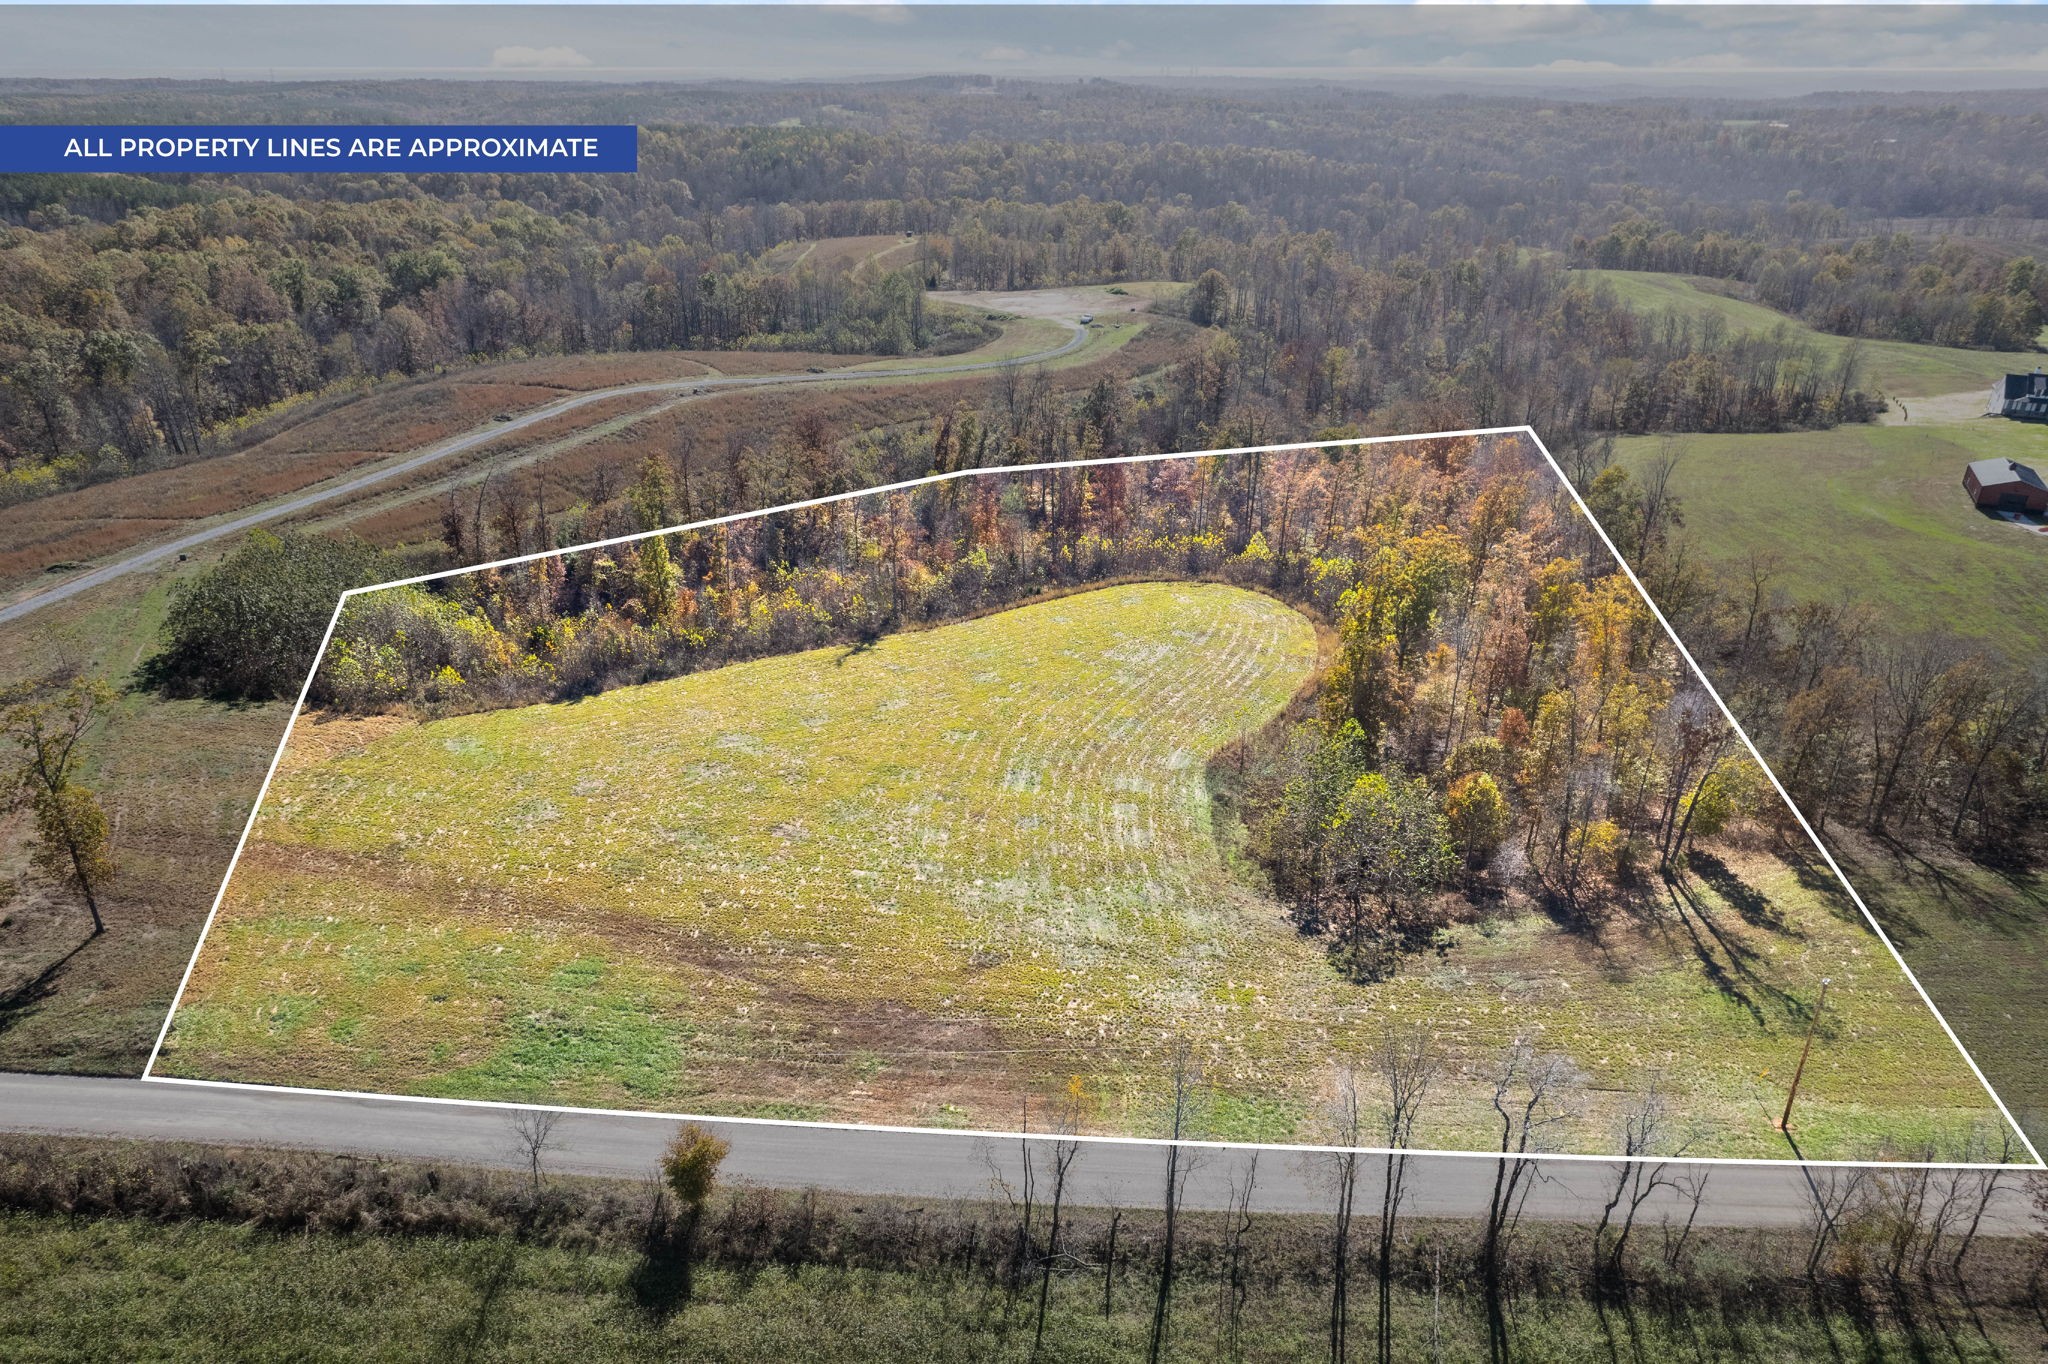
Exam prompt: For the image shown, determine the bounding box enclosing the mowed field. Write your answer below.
[160,583,2005,1158]
[1613,420,2048,652]
[1595,267,2048,652]
[1578,269,2042,398]
[1834,836,2048,1143]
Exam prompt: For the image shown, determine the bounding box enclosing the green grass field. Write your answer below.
[0,567,286,1077]
[1834,836,2048,1144]
[1579,269,2041,398]
[6,1210,2031,1364]
[1613,420,2048,653]
[160,583,2010,1158]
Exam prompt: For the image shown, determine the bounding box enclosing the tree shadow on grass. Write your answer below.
[625,1234,694,1320]
[1686,852,1800,937]
[435,1239,519,1364]
[1864,835,2045,939]
[0,930,96,1038]
[1524,882,1644,985]
[1663,875,1809,1033]
[833,626,884,666]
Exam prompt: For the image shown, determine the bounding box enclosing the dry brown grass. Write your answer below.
[329,322,1194,553]
[0,570,286,1075]
[0,353,855,590]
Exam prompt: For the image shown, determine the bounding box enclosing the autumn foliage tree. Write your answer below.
[4,677,117,935]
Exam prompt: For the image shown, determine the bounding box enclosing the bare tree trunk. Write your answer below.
[1147,1142,1181,1364]
[1032,1136,1079,1358]
[1329,1148,1358,1364]
[1224,1154,1259,1361]
[1148,1047,1196,1364]
[1102,1207,1121,1319]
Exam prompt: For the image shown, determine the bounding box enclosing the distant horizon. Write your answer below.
[8,5,2048,96]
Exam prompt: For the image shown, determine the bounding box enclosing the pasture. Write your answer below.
[1612,419,2048,655]
[160,583,2006,1159]
[1834,836,2048,1144]
[1579,268,2040,399]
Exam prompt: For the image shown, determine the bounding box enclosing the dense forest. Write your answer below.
[5,78,2042,504]
[11,73,2047,886]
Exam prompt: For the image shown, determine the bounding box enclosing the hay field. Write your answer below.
[160,583,2008,1157]
[1579,269,2040,398]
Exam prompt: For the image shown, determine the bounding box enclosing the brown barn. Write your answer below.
[1963,457,2048,514]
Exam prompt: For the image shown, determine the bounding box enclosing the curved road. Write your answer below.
[0,321,1087,627]
[3,1073,2032,1233]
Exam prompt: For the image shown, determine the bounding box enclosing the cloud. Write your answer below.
[978,45,1032,63]
[489,45,593,70]
[840,5,912,25]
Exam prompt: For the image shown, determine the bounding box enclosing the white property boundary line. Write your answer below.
[137,424,2047,1173]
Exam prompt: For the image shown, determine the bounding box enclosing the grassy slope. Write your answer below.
[161,583,2002,1159]
[4,1211,2027,1364]
[1835,837,2048,1143]
[1615,421,2048,651]
[1579,269,2040,398]
[0,572,286,1075]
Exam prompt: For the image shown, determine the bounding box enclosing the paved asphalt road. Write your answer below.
[3,1073,2032,1234]
[0,322,1087,627]
[3,313,2034,1240]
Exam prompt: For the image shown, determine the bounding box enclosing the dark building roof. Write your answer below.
[1996,371,2048,402]
[1966,457,2048,492]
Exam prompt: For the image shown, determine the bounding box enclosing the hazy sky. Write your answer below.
[7,5,2048,91]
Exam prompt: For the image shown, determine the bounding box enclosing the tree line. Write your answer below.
[1583,220,2046,352]
[1573,445,2048,858]
[15,80,2047,506]
[185,435,1770,985]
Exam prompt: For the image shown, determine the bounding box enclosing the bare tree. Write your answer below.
[1221,1153,1260,1361]
[1148,1042,1200,1364]
[1102,1205,1123,1320]
[1800,1165,1872,1281]
[1483,1042,1584,1364]
[1325,1066,1365,1364]
[1591,1081,1692,1291]
[1950,1129,2019,1285]
[978,1105,1036,1309]
[1661,1167,1711,1272]
[1032,1086,1086,1360]
[507,1108,562,1212]
[1373,1027,1442,1364]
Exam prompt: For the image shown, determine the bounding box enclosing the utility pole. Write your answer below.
[1778,977,1831,1132]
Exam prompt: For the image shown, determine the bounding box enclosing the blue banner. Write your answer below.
[0,125,638,173]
